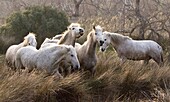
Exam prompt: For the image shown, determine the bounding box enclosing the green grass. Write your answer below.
[0,52,170,102]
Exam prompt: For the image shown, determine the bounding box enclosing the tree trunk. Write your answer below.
[73,0,83,17]
[135,0,146,39]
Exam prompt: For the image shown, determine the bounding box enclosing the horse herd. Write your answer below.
[5,23,164,78]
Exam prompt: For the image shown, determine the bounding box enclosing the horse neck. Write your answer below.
[110,33,126,48]
[83,33,97,55]
[13,42,25,52]
[111,34,131,50]
[57,31,76,46]
[53,48,68,67]
[20,41,27,47]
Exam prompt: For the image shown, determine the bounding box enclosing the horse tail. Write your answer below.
[160,51,163,63]
[158,45,164,66]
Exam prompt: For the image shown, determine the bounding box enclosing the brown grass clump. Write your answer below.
[0,50,170,102]
[0,55,88,102]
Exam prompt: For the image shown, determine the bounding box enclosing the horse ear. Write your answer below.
[93,25,96,30]
[68,26,72,30]
[66,47,71,52]
[102,27,104,31]
[107,32,111,37]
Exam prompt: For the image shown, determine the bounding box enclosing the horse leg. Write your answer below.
[143,60,149,65]
[53,68,63,79]
[143,57,151,65]
[87,67,96,77]
[151,54,163,67]
[53,72,63,80]
[63,66,72,77]
[91,68,96,77]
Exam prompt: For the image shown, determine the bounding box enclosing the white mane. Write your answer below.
[68,23,81,28]
[108,32,132,44]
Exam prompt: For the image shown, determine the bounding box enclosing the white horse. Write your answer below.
[40,23,84,48]
[75,25,104,76]
[15,45,80,77]
[39,23,84,76]
[52,34,63,40]
[100,31,163,66]
[40,38,59,48]
[5,33,37,69]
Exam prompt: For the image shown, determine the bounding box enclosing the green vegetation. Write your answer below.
[0,6,70,53]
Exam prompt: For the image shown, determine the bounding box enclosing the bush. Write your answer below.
[0,6,70,53]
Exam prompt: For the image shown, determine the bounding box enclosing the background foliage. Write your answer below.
[0,6,70,53]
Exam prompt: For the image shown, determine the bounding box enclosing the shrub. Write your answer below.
[0,6,70,53]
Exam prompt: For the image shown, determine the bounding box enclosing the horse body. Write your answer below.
[40,38,59,48]
[57,23,84,47]
[5,33,37,69]
[15,45,80,76]
[76,34,97,74]
[40,23,84,48]
[75,25,103,76]
[39,23,84,76]
[100,31,163,66]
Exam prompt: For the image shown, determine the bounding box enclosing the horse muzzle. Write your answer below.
[100,48,105,52]
[79,29,84,36]
[72,64,80,70]
[99,40,104,46]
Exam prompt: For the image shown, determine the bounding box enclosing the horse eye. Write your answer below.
[95,33,97,35]
[72,28,75,30]
[104,39,107,41]
[71,54,74,57]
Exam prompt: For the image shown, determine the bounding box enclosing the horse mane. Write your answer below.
[87,31,93,41]
[86,25,102,41]
[24,32,36,39]
[68,23,80,28]
[23,32,36,46]
[57,23,81,46]
[57,30,70,45]
[109,32,132,44]
[94,25,102,31]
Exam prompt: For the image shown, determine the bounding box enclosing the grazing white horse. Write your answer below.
[15,45,80,77]
[5,33,37,69]
[40,23,84,48]
[100,31,163,66]
[75,25,104,76]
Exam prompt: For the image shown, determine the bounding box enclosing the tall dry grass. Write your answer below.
[0,51,170,102]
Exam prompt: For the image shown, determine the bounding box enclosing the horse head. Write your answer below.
[92,25,104,46]
[64,45,80,70]
[68,23,84,38]
[23,32,37,47]
[99,31,111,52]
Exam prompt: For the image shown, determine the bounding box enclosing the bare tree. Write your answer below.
[72,0,84,17]
[135,0,146,39]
